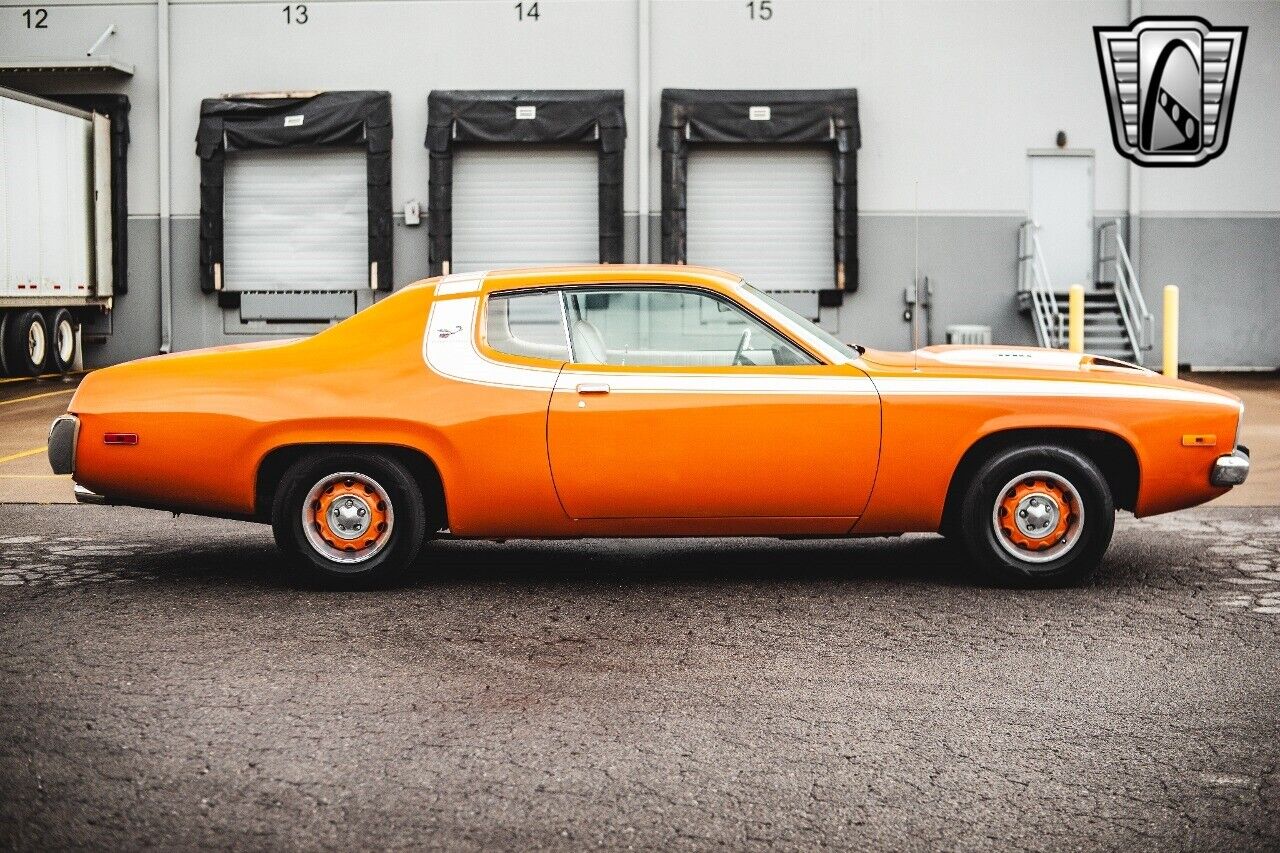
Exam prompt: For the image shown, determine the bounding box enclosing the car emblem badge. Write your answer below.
[1094,16,1247,167]
[436,326,463,339]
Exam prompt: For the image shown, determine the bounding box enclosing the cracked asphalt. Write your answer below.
[1,504,1279,851]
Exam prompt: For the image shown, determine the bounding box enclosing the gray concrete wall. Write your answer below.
[82,217,162,368]
[3,0,1277,368]
[1137,216,1280,368]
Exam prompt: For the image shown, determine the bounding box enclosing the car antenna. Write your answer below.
[913,179,920,371]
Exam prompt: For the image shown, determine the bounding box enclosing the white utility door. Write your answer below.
[223,147,369,292]
[451,145,599,273]
[686,146,834,307]
[1028,153,1095,291]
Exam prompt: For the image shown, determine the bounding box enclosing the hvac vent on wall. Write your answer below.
[946,325,992,346]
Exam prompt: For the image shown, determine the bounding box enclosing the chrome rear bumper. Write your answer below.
[73,484,105,504]
[1210,446,1250,487]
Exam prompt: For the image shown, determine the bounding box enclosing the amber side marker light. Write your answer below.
[1182,434,1216,447]
[103,433,139,446]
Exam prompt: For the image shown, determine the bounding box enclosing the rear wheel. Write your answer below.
[958,445,1114,587]
[46,309,77,375]
[3,309,49,377]
[271,451,427,587]
[0,312,9,376]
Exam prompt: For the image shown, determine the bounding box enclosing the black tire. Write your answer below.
[0,313,9,377]
[3,309,49,377]
[45,309,77,375]
[271,451,427,587]
[958,444,1114,587]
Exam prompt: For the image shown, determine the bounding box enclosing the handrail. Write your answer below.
[1018,220,1064,348]
[1097,218,1153,353]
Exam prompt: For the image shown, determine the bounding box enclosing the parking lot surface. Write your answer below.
[2,504,1278,851]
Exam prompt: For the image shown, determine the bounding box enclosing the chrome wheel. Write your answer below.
[27,320,46,368]
[301,472,395,565]
[55,316,75,365]
[991,470,1085,565]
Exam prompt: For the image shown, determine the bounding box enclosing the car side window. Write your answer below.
[484,291,570,362]
[562,288,816,367]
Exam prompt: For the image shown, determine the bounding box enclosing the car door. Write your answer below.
[546,286,881,521]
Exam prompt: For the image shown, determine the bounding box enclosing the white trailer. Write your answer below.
[0,86,113,377]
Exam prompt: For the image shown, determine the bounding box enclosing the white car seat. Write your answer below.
[570,319,610,364]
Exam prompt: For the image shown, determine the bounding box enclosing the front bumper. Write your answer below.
[1210,446,1250,487]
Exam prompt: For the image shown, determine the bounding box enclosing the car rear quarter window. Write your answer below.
[485,291,570,362]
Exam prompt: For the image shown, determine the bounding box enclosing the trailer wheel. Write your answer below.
[0,313,9,377]
[3,309,50,377]
[45,309,77,375]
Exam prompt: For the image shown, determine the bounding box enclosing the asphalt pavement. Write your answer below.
[1,504,1278,851]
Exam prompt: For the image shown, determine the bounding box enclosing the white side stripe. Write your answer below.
[872,377,1231,406]
[422,292,1231,409]
[435,270,489,296]
[424,296,559,390]
[557,371,878,396]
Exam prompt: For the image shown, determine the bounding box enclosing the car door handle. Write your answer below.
[576,383,611,395]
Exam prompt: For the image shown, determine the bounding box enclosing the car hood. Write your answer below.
[861,344,1149,375]
[858,344,1242,407]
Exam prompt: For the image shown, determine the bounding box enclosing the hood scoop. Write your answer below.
[917,346,1152,374]
[1085,354,1150,372]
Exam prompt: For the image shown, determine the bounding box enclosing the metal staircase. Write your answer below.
[1017,218,1153,364]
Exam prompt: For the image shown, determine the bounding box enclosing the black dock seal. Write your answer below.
[54,93,130,296]
[659,88,860,297]
[425,90,626,276]
[196,90,393,293]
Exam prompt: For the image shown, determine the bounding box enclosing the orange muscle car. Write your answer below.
[48,265,1249,586]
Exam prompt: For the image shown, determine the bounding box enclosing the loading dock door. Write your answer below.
[686,146,834,296]
[222,148,369,292]
[451,145,599,273]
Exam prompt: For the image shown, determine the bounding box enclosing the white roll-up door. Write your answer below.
[223,148,368,292]
[451,145,598,273]
[686,146,834,293]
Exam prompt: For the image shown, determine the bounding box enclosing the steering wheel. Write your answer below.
[732,328,753,366]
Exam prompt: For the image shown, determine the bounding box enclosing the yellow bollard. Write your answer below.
[1068,284,1085,353]
[1163,285,1179,378]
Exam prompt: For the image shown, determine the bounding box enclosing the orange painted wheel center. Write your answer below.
[310,477,390,554]
[997,478,1073,552]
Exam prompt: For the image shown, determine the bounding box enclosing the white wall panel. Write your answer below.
[649,0,1133,216]
[165,0,639,218]
[0,3,159,214]
[1138,0,1280,213]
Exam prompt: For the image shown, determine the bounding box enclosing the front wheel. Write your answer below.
[958,445,1115,587]
[271,451,427,587]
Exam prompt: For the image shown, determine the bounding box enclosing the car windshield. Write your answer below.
[741,283,861,359]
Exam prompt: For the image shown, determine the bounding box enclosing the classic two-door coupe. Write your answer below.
[49,265,1249,586]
